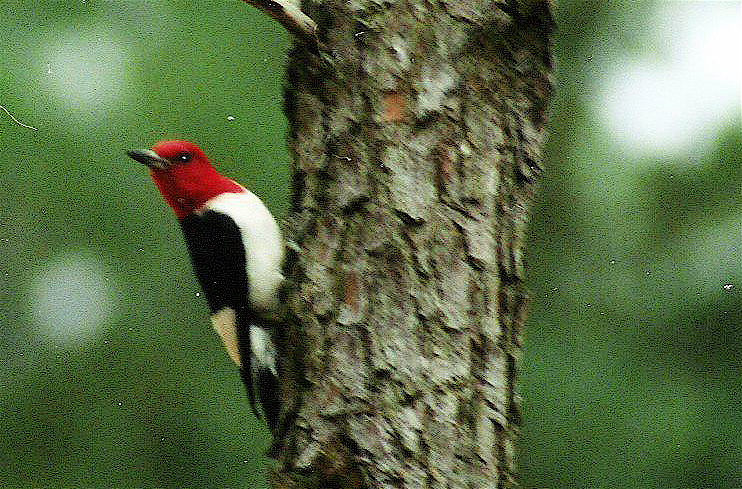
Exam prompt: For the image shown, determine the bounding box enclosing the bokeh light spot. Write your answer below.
[31,252,115,345]
[41,27,132,116]
[600,3,741,156]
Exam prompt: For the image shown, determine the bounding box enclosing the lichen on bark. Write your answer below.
[273,1,553,488]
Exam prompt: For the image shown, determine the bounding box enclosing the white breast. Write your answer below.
[201,190,284,311]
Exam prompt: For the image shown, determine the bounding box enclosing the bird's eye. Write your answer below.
[178,152,192,162]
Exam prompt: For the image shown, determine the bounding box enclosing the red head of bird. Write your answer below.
[127,140,242,219]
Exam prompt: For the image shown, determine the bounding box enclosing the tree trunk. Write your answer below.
[273,1,553,487]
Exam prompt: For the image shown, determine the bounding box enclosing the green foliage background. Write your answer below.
[0,1,739,488]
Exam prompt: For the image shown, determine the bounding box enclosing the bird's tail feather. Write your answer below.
[256,366,280,431]
[248,324,280,430]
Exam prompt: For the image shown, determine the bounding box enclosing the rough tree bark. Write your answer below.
[272,1,553,488]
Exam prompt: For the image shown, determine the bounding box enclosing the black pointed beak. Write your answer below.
[127,149,169,169]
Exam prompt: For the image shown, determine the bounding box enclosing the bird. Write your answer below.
[128,140,283,429]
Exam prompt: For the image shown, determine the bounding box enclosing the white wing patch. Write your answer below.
[211,307,241,366]
[200,190,284,311]
[250,325,277,376]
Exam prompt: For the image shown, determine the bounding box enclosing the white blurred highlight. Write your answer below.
[31,253,115,345]
[601,2,741,156]
[41,27,131,116]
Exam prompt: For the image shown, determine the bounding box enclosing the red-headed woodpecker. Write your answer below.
[128,140,282,429]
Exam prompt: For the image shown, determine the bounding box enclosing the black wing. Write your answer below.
[180,211,248,314]
[180,211,260,415]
